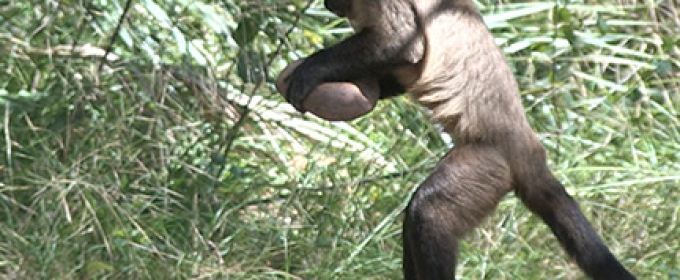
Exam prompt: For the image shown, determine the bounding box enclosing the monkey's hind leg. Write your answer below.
[403,144,514,280]
[514,147,636,280]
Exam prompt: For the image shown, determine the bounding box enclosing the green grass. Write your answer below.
[1,0,679,279]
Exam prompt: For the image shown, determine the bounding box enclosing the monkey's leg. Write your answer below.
[403,144,514,280]
[514,146,636,280]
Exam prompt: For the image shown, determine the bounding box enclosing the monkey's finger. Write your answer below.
[276,61,308,113]
[285,81,311,113]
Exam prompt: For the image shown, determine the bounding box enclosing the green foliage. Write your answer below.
[1,0,678,279]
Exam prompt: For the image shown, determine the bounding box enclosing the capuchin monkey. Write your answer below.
[284,0,636,279]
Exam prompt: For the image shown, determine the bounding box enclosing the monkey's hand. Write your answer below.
[284,59,327,112]
[277,59,380,121]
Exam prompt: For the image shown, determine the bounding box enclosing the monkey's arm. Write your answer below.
[285,11,421,111]
[377,74,407,99]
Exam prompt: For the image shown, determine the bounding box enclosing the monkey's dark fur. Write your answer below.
[285,0,636,279]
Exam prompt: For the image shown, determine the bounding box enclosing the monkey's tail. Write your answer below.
[515,168,636,280]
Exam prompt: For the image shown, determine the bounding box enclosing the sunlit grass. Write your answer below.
[1,0,678,279]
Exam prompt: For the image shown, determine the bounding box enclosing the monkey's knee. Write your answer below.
[402,146,515,279]
[407,146,512,236]
[403,187,460,280]
[406,185,467,238]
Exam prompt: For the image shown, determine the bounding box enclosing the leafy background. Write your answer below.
[0,0,678,279]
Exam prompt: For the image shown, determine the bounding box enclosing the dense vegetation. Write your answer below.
[1,0,678,279]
